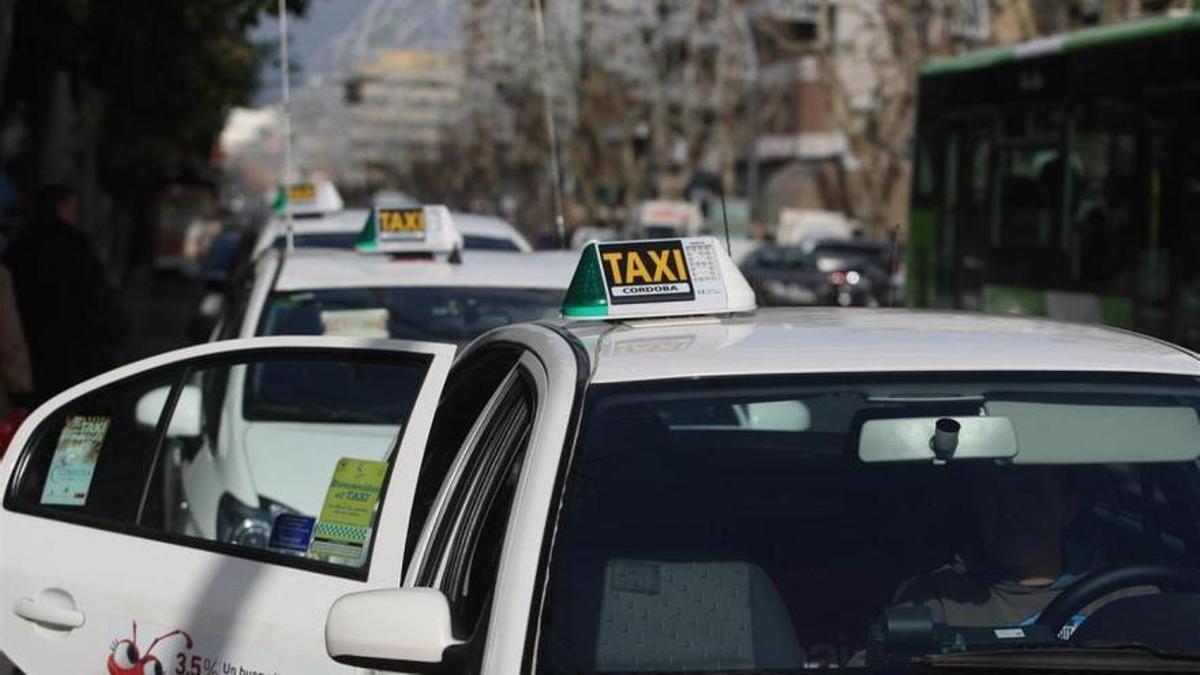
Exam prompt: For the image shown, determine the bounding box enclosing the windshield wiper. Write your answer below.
[914,643,1200,672]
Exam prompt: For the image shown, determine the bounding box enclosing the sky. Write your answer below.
[252,0,371,105]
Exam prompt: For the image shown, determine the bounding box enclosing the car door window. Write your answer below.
[404,346,523,572]
[6,369,181,524]
[7,349,433,577]
[417,367,536,637]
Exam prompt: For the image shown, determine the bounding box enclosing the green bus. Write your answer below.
[908,12,1200,347]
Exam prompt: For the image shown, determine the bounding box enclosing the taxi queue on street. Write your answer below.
[3,182,1200,673]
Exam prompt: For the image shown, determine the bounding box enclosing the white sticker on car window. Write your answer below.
[40,415,110,506]
[320,308,389,338]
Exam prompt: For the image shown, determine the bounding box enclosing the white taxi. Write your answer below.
[170,207,571,543]
[251,186,532,258]
[5,238,1200,674]
[224,206,572,344]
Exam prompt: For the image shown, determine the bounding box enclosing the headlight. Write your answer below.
[216,493,298,549]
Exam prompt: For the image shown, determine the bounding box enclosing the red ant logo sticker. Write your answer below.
[108,621,193,675]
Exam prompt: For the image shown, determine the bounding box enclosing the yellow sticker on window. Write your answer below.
[309,458,388,561]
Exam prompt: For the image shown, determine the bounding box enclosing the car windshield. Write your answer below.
[271,232,520,252]
[810,242,887,272]
[258,286,563,344]
[538,372,1200,673]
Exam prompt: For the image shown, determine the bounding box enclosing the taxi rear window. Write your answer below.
[257,287,564,345]
[271,233,520,251]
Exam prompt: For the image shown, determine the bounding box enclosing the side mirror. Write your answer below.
[135,385,203,438]
[326,588,463,672]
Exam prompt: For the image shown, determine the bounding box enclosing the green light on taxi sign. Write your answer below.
[356,209,381,252]
[271,186,287,213]
[562,243,609,318]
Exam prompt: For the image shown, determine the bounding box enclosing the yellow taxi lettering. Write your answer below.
[601,252,625,284]
[624,252,652,284]
[288,184,316,202]
[673,249,689,281]
[379,209,424,233]
[647,250,679,282]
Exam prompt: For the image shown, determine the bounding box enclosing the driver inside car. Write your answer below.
[893,465,1136,634]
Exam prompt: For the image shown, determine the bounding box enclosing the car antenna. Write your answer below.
[533,0,567,249]
[278,0,294,254]
[887,224,900,307]
[718,179,732,256]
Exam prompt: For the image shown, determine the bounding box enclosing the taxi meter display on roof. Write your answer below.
[563,236,756,319]
[356,203,463,254]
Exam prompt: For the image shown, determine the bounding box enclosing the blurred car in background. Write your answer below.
[741,243,888,307]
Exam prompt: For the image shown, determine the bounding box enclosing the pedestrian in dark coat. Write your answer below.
[5,185,130,402]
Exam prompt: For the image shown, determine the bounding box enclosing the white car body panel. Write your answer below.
[475,328,580,675]
[0,336,455,675]
[565,308,1200,384]
[271,248,574,293]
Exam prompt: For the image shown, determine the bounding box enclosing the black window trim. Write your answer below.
[403,344,526,576]
[441,376,534,613]
[414,360,540,642]
[415,364,525,586]
[2,346,434,582]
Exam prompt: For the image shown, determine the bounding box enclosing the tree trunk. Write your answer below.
[0,0,13,113]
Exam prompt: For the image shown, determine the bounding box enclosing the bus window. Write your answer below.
[1070,102,1140,296]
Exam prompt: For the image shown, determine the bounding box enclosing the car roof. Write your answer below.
[552,308,1200,384]
[270,248,575,292]
[262,208,529,245]
[452,213,531,248]
[253,209,369,254]
[271,208,369,235]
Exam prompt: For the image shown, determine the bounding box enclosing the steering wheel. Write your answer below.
[1035,564,1200,636]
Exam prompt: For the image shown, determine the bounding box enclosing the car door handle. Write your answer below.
[12,597,85,629]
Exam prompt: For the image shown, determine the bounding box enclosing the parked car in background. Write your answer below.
[741,244,885,307]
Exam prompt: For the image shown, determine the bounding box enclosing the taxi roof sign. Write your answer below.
[356,203,463,255]
[562,237,756,320]
[273,180,344,215]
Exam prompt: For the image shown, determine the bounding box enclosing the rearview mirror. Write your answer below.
[858,416,1017,463]
[326,588,463,672]
[135,385,203,438]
